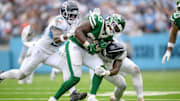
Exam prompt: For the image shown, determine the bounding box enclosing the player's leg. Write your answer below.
[18,56,33,84]
[48,41,82,100]
[105,75,127,101]
[121,58,144,101]
[50,68,61,81]
[0,48,46,81]
[25,72,34,84]
[83,53,104,101]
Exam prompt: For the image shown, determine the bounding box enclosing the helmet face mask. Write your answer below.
[105,14,125,35]
[177,0,180,12]
[61,1,79,24]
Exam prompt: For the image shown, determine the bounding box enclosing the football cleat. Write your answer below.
[70,90,87,101]
[0,70,4,83]
[48,96,57,101]
[110,95,125,101]
[87,95,98,101]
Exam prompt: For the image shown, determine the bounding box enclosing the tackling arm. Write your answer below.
[51,26,68,44]
[110,60,122,76]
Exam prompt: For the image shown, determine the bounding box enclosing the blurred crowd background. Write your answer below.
[0,0,177,44]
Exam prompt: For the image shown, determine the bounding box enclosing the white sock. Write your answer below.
[69,86,76,95]
[0,69,23,79]
[132,72,144,98]
[89,94,96,98]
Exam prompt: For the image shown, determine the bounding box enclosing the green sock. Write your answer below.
[90,74,103,95]
[54,76,80,99]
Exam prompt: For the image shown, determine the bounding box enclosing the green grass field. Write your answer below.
[0,70,180,101]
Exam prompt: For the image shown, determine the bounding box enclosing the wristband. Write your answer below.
[83,41,90,48]
[105,71,111,76]
[60,35,66,42]
[168,42,175,48]
[66,32,73,37]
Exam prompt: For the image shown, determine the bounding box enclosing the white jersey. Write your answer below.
[36,15,71,55]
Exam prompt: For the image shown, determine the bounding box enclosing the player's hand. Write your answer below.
[95,67,110,77]
[162,50,171,64]
[87,44,98,54]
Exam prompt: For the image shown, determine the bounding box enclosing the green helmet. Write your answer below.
[105,14,125,35]
[177,0,180,11]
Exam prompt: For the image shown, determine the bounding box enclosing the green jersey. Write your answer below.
[171,12,180,29]
[70,12,113,48]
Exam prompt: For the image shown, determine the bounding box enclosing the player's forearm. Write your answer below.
[74,21,92,48]
[75,27,87,44]
[168,23,178,51]
[51,26,66,44]
[110,60,121,76]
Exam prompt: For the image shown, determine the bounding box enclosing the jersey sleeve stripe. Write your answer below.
[89,16,95,29]
[91,15,96,25]
[170,15,175,22]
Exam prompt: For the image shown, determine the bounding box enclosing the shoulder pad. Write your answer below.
[88,11,104,29]
[51,16,68,31]
[171,12,180,22]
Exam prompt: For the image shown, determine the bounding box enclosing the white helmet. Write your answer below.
[21,25,34,42]
[60,1,79,24]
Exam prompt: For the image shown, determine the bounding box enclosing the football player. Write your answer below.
[91,42,144,101]
[162,0,180,64]
[0,1,87,100]
[48,8,126,101]
[18,25,36,84]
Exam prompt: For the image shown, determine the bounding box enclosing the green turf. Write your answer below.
[0,71,180,101]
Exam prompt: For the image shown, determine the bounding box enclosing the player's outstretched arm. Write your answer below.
[162,23,179,64]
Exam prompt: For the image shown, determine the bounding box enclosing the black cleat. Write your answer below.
[0,70,4,83]
[70,90,87,101]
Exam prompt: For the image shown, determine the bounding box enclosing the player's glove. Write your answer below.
[87,43,98,55]
[162,50,171,64]
[98,39,107,49]
[95,67,110,77]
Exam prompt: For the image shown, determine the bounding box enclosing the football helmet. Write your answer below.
[60,1,79,24]
[105,14,125,35]
[101,42,126,60]
[21,25,34,42]
[177,0,180,12]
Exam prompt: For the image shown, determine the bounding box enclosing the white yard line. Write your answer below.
[0,98,180,101]
[1,87,180,90]
[98,91,180,96]
[0,91,180,96]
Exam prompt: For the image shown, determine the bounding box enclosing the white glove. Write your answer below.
[162,50,171,64]
[94,8,101,15]
[95,67,110,77]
